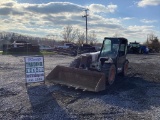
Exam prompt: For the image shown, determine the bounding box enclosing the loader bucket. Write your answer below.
[46,65,106,92]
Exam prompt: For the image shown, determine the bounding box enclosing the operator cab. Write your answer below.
[99,37,128,66]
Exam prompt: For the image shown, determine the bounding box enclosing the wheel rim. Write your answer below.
[108,66,115,85]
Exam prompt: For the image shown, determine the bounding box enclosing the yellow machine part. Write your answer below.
[46,65,106,92]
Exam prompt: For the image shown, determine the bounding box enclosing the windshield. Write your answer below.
[130,43,140,47]
[100,38,119,58]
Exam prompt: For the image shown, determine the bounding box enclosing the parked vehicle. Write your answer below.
[128,41,149,54]
[39,45,54,52]
[46,37,129,92]
[77,44,97,54]
[3,40,39,53]
[54,43,78,56]
[55,43,75,49]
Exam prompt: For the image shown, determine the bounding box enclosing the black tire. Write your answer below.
[120,60,129,76]
[69,57,81,68]
[101,63,116,85]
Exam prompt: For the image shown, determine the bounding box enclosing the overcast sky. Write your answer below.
[0,0,160,43]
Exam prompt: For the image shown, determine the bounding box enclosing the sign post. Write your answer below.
[24,56,45,85]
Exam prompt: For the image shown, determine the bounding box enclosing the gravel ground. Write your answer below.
[0,53,160,120]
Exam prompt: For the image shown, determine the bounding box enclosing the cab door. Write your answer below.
[117,41,127,73]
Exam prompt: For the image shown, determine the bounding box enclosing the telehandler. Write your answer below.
[46,37,129,92]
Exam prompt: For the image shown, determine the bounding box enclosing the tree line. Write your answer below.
[62,25,98,45]
[1,29,159,53]
[0,32,55,49]
[0,24,99,50]
[144,33,160,53]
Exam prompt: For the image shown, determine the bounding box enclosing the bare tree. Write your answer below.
[62,25,77,43]
[76,29,85,45]
[144,33,160,52]
[150,36,160,52]
[147,33,156,41]
[88,31,97,45]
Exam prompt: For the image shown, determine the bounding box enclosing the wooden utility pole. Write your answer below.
[82,9,89,44]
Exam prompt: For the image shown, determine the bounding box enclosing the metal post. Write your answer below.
[86,15,88,44]
[82,9,89,44]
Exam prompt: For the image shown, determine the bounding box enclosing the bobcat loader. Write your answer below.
[46,37,129,92]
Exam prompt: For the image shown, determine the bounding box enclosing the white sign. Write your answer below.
[25,56,45,83]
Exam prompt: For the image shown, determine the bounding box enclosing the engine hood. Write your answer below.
[81,51,100,62]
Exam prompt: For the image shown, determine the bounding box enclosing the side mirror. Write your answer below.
[100,57,108,65]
